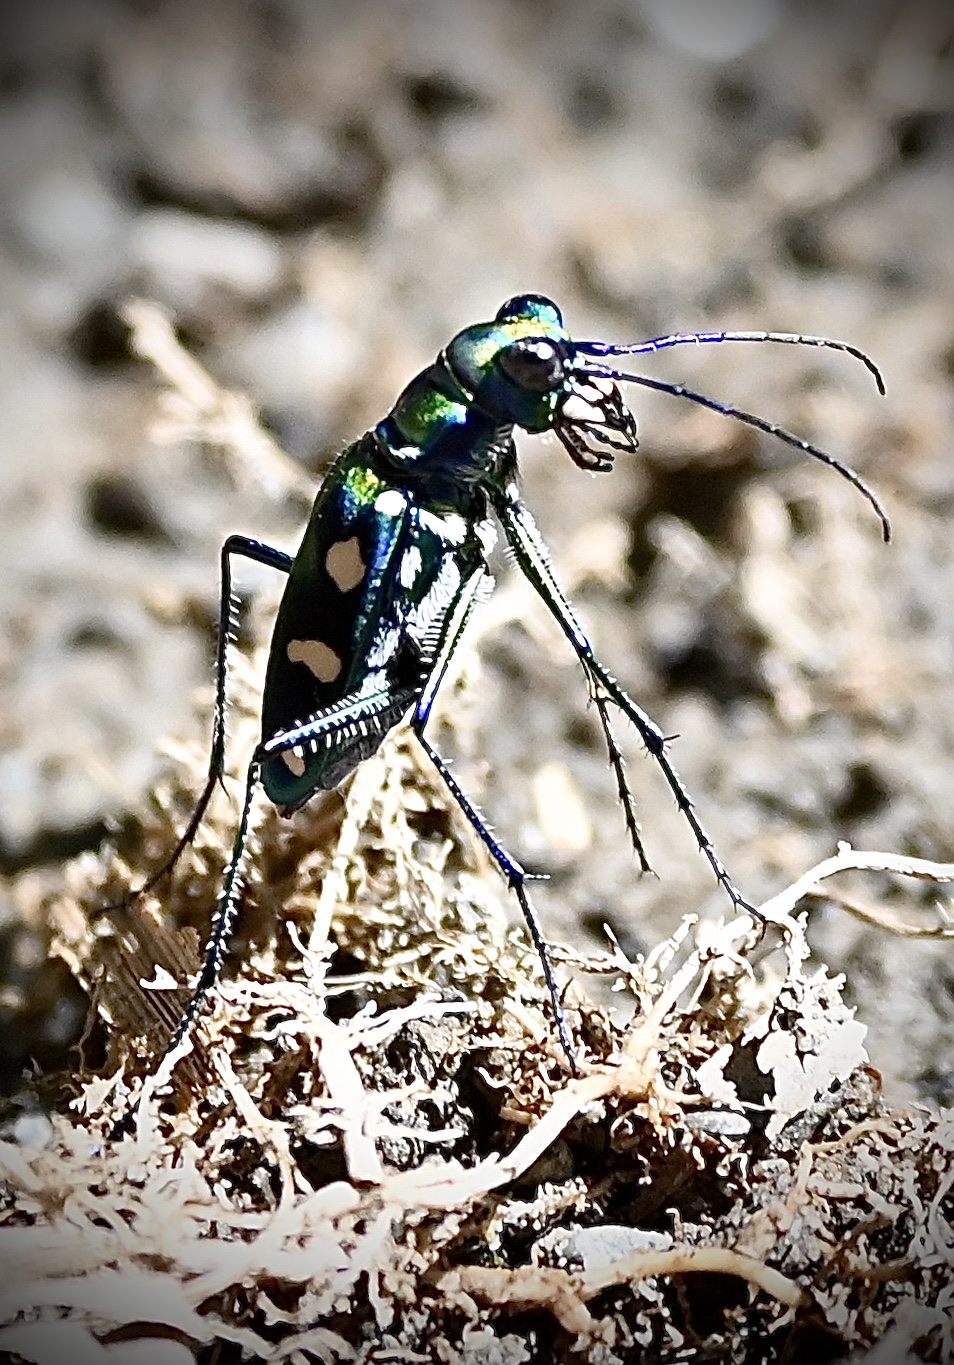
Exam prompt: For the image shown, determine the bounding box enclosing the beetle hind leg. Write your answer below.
[107,536,293,911]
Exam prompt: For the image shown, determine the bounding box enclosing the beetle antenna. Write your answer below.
[578,361,891,543]
[576,330,885,396]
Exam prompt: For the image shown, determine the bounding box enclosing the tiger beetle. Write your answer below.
[109,293,889,1136]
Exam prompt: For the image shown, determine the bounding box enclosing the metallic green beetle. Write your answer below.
[112,293,888,1132]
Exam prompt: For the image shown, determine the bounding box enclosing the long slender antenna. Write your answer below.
[577,361,891,543]
[576,330,886,396]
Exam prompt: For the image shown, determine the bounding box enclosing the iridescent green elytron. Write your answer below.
[110,294,889,1136]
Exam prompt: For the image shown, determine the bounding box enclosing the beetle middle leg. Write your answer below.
[410,567,580,1071]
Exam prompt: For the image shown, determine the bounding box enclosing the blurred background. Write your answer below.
[0,0,952,1101]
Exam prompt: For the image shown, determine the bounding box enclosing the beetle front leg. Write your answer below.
[493,492,750,914]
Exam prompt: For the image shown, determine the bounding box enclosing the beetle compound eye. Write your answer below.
[498,339,566,393]
[495,293,563,326]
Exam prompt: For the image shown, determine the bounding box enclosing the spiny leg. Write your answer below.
[410,567,579,1071]
[414,728,577,1072]
[591,685,653,876]
[586,659,747,910]
[494,492,750,912]
[113,536,293,907]
[498,493,652,877]
[109,750,263,1140]
[110,682,419,1140]
[258,684,421,763]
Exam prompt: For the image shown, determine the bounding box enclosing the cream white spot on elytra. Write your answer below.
[325,535,365,592]
[287,638,342,682]
[283,748,307,777]
[374,489,406,517]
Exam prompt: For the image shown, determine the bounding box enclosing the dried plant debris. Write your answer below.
[0,706,953,1365]
[1,306,953,1362]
